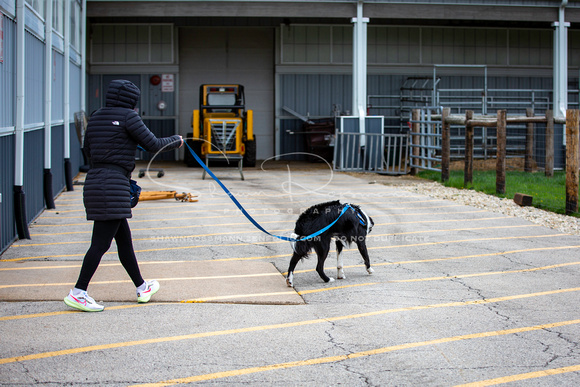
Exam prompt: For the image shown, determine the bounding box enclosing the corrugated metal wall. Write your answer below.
[51,125,65,196]
[0,14,15,253]
[69,124,83,180]
[0,11,84,253]
[278,74,351,159]
[179,27,275,160]
[0,135,15,254]
[52,51,64,121]
[0,15,15,128]
[70,63,82,119]
[23,129,44,223]
[24,32,45,126]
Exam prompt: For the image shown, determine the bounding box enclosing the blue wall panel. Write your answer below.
[0,134,15,254]
[24,32,45,126]
[0,15,15,128]
[23,130,45,222]
[52,51,64,121]
[69,123,84,178]
[51,125,65,196]
[70,64,82,118]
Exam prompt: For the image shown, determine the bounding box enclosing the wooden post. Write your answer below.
[464,110,473,187]
[441,107,450,182]
[496,110,507,195]
[545,110,554,178]
[566,109,579,215]
[524,108,534,172]
[411,109,420,175]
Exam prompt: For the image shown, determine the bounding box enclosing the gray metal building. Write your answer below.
[2,0,580,252]
[1,0,85,253]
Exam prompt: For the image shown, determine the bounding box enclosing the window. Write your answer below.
[26,0,44,18]
[91,24,174,64]
[53,0,64,36]
[70,0,81,50]
[281,25,351,64]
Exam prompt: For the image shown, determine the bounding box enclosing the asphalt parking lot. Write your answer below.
[1,160,580,386]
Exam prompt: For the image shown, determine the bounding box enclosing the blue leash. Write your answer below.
[184,142,350,242]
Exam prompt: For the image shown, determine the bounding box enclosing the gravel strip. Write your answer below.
[396,181,580,236]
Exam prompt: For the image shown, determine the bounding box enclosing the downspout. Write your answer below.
[81,0,86,114]
[553,1,568,121]
[44,0,55,209]
[351,0,368,138]
[14,0,30,239]
[63,0,73,191]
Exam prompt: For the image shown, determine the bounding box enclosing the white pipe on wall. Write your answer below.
[81,0,86,114]
[63,0,70,159]
[15,0,25,187]
[351,0,368,138]
[553,0,568,119]
[44,0,53,169]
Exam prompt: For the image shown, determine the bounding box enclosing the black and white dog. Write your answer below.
[286,200,374,287]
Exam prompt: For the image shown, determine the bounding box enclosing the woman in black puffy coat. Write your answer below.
[64,79,183,312]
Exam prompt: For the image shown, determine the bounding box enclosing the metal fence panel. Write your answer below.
[334,131,409,175]
[409,107,443,172]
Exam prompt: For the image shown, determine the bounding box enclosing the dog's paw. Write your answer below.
[337,268,346,279]
[367,267,374,275]
[286,273,294,287]
[327,277,335,283]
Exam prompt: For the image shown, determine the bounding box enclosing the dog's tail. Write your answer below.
[290,233,299,252]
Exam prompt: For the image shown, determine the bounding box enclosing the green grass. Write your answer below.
[417,170,571,215]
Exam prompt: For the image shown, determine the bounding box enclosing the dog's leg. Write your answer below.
[336,238,346,280]
[286,252,302,287]
[356,238,374,275]
[314,241,334,283]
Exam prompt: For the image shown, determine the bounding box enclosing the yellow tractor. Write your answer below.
[190,84,256,180]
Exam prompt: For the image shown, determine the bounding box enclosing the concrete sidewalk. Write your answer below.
[0,161,307,305]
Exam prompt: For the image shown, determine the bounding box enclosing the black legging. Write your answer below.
[75,219,144,291]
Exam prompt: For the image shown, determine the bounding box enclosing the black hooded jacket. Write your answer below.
[83,80,181,221]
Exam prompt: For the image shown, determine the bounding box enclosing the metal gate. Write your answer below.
[333,131,409,175]
[408,107,443,172]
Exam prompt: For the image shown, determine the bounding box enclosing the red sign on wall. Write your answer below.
[162,74,174,92]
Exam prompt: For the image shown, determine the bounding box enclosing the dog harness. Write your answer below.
[185,142,353,243]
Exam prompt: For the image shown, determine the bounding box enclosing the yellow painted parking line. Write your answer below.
[1,287,579,366]
[181,291,298,303]
[298,282,379,295]
[373,224,539,237]
[391,261,580,283]
[131,319,580,386]
[28,210,489,229]
[456,364,580,386]
[16,224,538,248]
[30,213,287,227]
[291,245,580,275]
[28,215,508,237]
[0,272,281,290]
[376,216,508,226]
[3,233,568,262]
[366,234,567,252]
[30,216,507,236]
[0,303,155,321]
[380,245,580,266]
[29,220,294,236]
